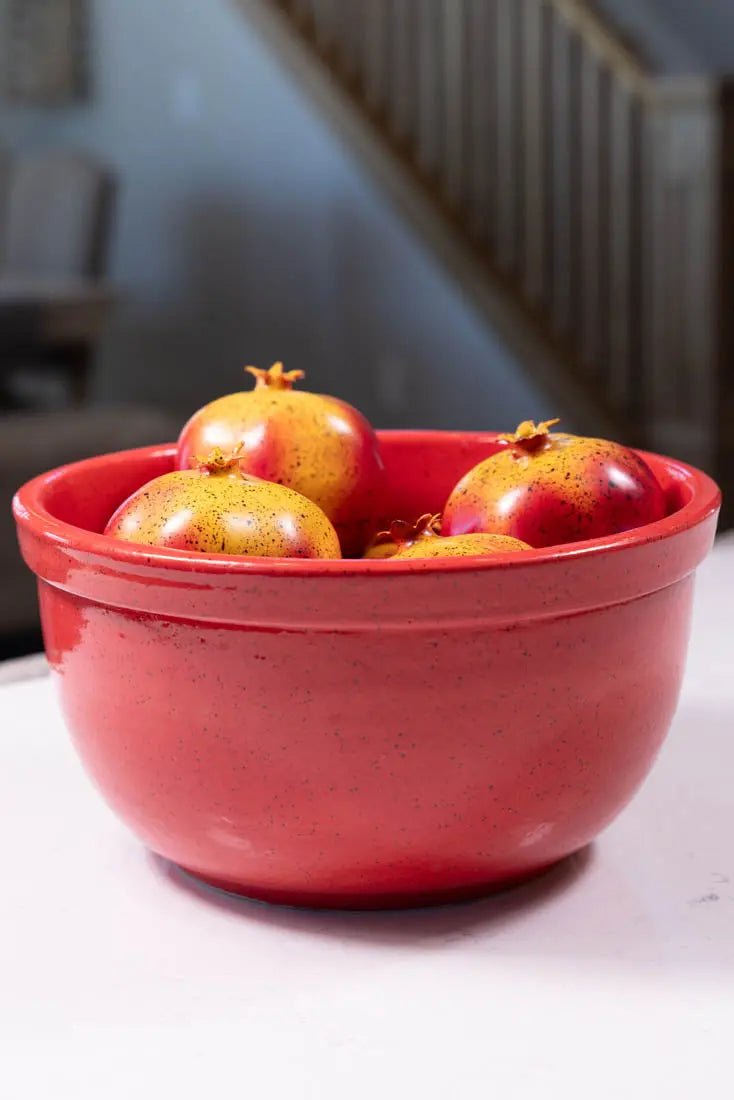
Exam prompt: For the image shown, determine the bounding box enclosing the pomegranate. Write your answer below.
[105,447,341,558]
[394,532,530,560]
[444,420,666,548]
[365,513,529,559]
[177,362,384,555]
[363,513,442,559]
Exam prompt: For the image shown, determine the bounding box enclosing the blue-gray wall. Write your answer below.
[0,0,553,430]
[600,0,734,73]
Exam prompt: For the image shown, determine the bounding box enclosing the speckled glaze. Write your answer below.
[13,432,720,909]
[105,449,340,559]
[177,363,384,556]
[444,420,667,548]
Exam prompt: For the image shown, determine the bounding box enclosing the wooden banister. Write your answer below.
[236,0,734,517]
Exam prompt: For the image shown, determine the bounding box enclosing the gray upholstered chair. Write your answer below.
[2,406,180,644]
[0,148,116,404]
[0,150,177,646]
[0,149,115,279]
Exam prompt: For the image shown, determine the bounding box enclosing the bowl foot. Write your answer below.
[174,861,565,911]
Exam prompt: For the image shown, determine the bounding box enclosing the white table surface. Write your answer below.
[2,538,733,1100]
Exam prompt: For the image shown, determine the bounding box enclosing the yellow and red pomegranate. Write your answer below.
[363,512,443,559]
[105,447,341,558]
[393,530,530,560]
[443,419,666,548]
[177,362,384,555]
[365,512,530,559]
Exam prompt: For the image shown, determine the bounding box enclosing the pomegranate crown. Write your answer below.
[245,361,305,390]
[191,444,244,475]
[499,418,560,455]
[374,512,442,547]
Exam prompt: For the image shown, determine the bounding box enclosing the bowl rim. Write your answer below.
[13,431,722,577]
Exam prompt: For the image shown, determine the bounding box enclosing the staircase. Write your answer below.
[236,0,734,513]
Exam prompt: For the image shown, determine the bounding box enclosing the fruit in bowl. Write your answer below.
[177,363,384,556]
[363,512,443,559]
[366,512,530,560]
[13,429,720,909]
[105,446,340,559]
[443,419,667,547]
[395,531,530,559]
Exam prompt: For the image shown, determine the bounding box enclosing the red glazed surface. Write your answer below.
[13,433,720,909]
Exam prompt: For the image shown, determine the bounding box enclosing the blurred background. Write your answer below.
[1,0,732,654]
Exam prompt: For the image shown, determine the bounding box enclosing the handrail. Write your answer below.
[239,0,729,494]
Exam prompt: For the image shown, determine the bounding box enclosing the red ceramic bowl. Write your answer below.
[14,432,720,909]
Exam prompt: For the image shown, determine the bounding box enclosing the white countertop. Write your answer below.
[1,538,733,1099]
